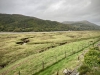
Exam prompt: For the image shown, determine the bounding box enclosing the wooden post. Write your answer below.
[65,51,66,58]
[84,44,85,47]
[42,61,44,70]
[82,45,83,49]
[93,41,95,47]
[55,56,57,62]
[78,56,80,61]
[72,49,73,53]
[78,46,80,50]
[56,70,59,75]
[19,71,20,75]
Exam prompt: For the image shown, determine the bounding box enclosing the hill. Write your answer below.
[62,20,100,30]
[0,13,100,32]
[0,13,76,32]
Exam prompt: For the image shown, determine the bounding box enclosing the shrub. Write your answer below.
[79,64,91,75]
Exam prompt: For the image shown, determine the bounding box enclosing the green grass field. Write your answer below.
[0,31,100,75]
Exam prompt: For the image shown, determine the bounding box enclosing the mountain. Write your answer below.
[0,13,76,32]
[62,20,100,30]
[0,13,100,32]
[63,21,75,24]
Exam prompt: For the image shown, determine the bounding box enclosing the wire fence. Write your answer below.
[1,38,100,75]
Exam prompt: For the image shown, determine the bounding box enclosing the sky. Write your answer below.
[0,0,100,25]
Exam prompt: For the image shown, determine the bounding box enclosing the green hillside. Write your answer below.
[0,13,100,32]
[0,14,76,32]
[62,20,100,30]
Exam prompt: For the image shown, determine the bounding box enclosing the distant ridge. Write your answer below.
[62,20,100,30]
[0,13,100,32]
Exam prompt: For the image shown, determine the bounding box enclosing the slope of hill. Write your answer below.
[62,20,100,30]
[0,13,76,32]
[0,13,100,32]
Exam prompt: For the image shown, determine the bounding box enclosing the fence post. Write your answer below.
[93,41,95,47]
[82,44,83,49]
[78,56,80,61]
[42,61,44,70]
[72,49,73,53]
[56,70,59,75]
[65,51,66,58]
[78,46,80,50]
[55,55,57,62]
[19,71,20,75]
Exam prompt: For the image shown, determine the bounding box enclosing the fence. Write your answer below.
[1,38,100,75]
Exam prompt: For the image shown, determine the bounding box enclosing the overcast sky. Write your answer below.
[0,0,100,25]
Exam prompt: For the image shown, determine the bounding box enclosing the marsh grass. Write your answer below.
[0,31,100,75]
